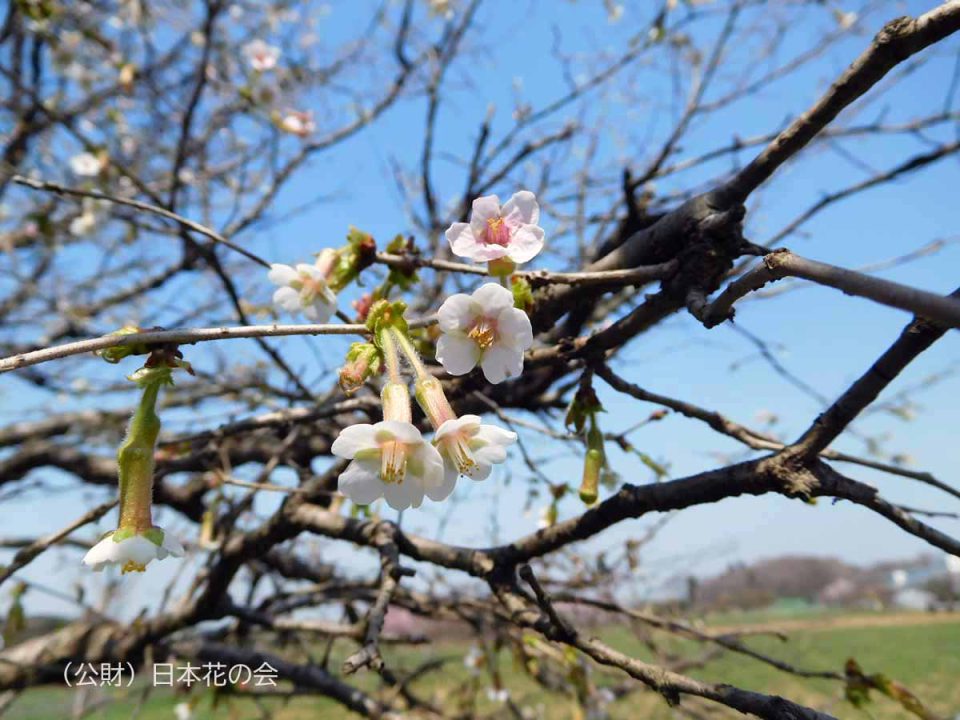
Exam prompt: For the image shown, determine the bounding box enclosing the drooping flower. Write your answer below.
[332,382,448,510]
[397,343,516,487]
[445,192,544,264]
[70,152,103,177]
[279,110,315,137]
[435,283,533,383]
[433,414,516,485]
[83,527,184,574]
[243,39,280,72]
[268,253,338,322]
[332,420,448,510]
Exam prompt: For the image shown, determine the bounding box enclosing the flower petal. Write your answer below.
[272,286,301,312]
[480,344,524,384]
[160,532,185,558]
[501,190,539,226]
[469,195,501,225]
[376,420,423,445]
[424,464,458,501]
[331,424,379,459]
[417,442,448,494]
[437,293,478,332]
[383,480,422,510]
[338,458,384,505]
[497,307,533,350]
[268,263,298,286]
[82,535,119,569]
[472,283,514,315]
[434,415,481,442]
[436,334,481,376]
[505,224,545,264]
[302,296,335,323]
[446,223,483,260]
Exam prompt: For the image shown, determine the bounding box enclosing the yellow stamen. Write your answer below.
[485,216,510,246]
[380,440,407,484]
[445,436,478,476]
[468,318,497,350]
[122,561,147,574]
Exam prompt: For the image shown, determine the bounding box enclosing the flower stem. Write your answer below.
[379,326,403,384]
[117,379,163,532]
[390,327,429,381]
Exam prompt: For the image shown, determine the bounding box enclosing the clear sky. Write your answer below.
[2,0,958,618]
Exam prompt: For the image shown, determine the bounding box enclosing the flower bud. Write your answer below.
[338,342,383,395]
[330,227,377,290]
[511,275,534,311]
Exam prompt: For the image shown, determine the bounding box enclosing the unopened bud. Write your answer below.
[339,342,382,395]
[511,276,534,311]
[579,448,602,504]
[331,227,377,290]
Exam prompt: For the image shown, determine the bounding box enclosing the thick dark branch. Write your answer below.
[723,2,960,201]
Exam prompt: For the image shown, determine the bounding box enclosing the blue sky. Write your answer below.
[2,0,959,617]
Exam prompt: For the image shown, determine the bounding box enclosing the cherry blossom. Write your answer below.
[279,110,315,137]
[433,414,516,485]
[268,258,337,322]
[331,420,448,510]
[243,39,280,72]
[83,527,184,573]
[70,152,103,177]
[435,283,533,383]
[445,191,544,264]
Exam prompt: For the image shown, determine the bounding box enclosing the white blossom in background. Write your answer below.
[82,529,184,573]
[69,152,103,177]
[833,9,857,29]
[434,414,516,484]
[445,192,545,264]
[69,198,109,237]
[463,645,484,676]
[436,283,533,383]
[173,702,193,720]
[486,688,510,703]
[268,262,337,322]
[332,421,448,510]
[428,0,455,19]
[243,39,280,72]
[279,110,316,137]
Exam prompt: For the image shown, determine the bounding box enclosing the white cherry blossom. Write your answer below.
[434,414,516,485]
[332,420,447,510]
[243,39,280,72]
[445,191,544,264]
[268,262,337,322]
[436,283,533,383]
[279,110,315,137]
[70,152,103,177]
[82,528,184,573]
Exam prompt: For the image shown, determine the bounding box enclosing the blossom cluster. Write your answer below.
[268,192,546,511]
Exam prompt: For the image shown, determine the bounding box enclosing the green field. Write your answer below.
[7,612,960,719]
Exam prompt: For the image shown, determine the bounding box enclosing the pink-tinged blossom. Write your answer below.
[434,415,516,485]
[243,39,280,72]
[279,110,315,137]
[435,283,533,384]
[445,191,544,264]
